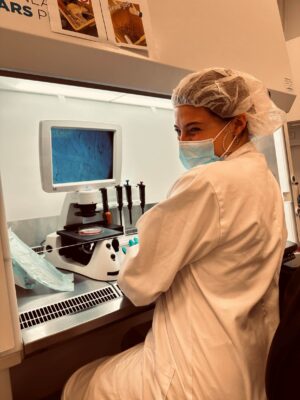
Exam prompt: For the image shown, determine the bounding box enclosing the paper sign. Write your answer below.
[47,0,151,50]
[48,0,107,41]
[102,0,148,49]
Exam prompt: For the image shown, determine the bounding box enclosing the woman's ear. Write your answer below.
[232,114,247,137]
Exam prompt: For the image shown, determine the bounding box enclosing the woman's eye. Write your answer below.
[188,127,201,134]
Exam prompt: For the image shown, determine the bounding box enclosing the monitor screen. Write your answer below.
[51,128,113,184]
[39,121,121,192]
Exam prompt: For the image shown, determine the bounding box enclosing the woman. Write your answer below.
[62,68,287,399]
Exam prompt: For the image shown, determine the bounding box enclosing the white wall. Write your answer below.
[147,0,293,95]
[0,89,183,222]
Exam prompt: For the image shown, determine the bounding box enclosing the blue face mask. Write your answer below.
[179,121,235,170]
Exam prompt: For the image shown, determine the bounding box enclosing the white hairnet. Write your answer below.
[171,67,286,136]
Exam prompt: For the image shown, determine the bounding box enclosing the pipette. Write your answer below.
[100,188,112,225]
[137,181,145,214]
[124,180,133,225]
[115,185,123,226]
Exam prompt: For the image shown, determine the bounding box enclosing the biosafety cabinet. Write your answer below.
[0,1,299,399]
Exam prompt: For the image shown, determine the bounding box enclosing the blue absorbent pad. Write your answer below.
[9,229,74,292]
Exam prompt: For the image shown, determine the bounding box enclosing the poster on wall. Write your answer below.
[47,0,107,42]
[100,0,151,50]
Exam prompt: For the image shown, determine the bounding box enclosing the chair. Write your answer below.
[265,244,300,400]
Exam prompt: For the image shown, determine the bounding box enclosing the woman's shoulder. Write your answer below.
[207,143,266,178]
[167,165,217,198]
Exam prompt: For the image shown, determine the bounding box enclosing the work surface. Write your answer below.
[16,242,298,356]
[16,274,154,355]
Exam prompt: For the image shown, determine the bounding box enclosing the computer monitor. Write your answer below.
[39,120,121,192]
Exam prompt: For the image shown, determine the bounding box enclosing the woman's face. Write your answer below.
[174,105,245,157]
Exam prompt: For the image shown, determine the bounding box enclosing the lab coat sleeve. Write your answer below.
[118,170,222,306]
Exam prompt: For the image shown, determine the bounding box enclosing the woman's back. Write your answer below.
[138,142,287,399]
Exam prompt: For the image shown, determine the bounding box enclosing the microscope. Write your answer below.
[44,186,127,281]
[44,181,146,281]
[39,117,146,282]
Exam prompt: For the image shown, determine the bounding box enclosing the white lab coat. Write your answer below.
[62,142,287,400]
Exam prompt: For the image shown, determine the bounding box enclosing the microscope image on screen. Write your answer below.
[39,120,123,281]
[51,128,113,185]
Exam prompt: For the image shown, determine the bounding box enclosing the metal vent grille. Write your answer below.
[112,283,123,296]
[19,286,120,330]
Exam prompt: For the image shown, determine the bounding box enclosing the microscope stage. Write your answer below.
[57,227,122,243]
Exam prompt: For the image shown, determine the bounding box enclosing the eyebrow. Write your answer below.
[174,121,205,128]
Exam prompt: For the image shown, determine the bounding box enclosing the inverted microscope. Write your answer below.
[44,181,146,281]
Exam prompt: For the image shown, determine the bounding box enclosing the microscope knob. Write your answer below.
[111,238,120,252]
